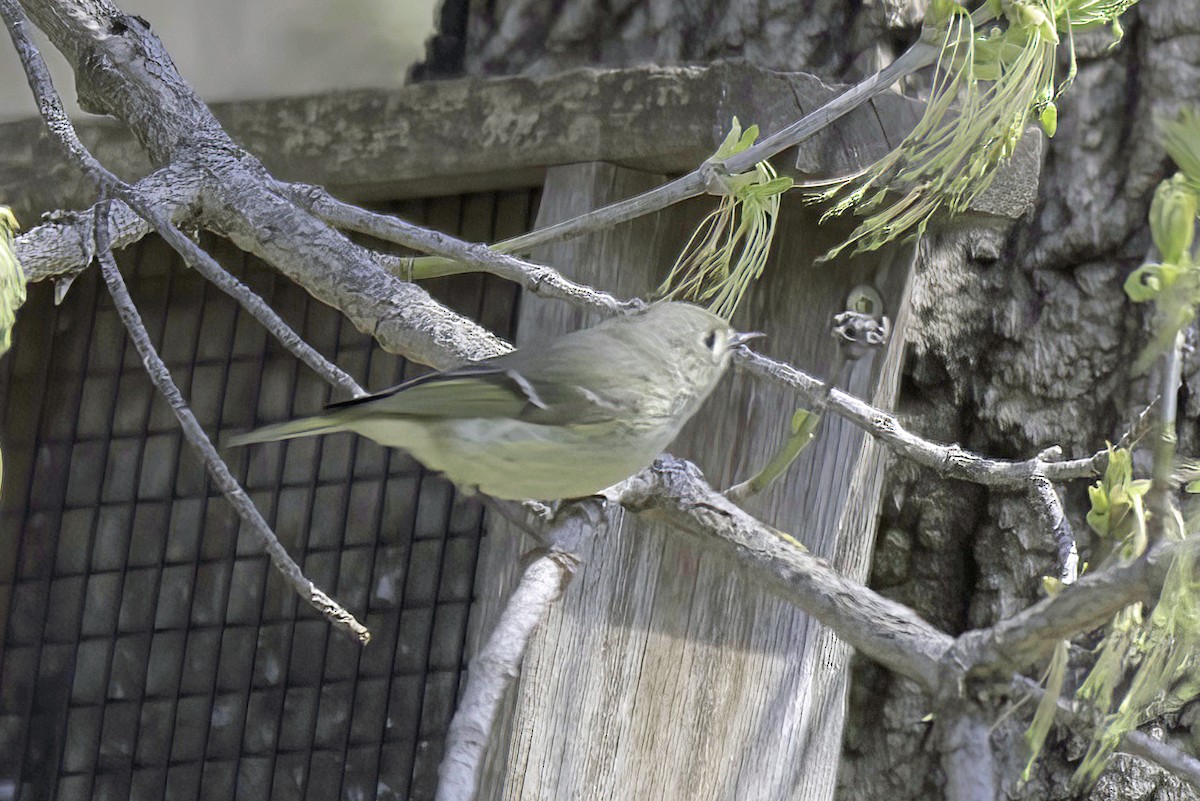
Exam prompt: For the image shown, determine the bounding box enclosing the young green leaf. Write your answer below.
[0,206,26,358]
[1158,107,1200,185]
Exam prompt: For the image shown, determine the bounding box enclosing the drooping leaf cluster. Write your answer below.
[812,0,1137,260]
[658,119,793,319]
[1016,110,1200,788]
[660,1,1142,316]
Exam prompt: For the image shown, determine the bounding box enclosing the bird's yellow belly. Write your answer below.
[352,417,664,500]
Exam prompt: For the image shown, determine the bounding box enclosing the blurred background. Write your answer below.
[0,0,437,120]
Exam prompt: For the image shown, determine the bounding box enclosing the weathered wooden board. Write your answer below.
[468,157,916,800]
[0,64,1037,227]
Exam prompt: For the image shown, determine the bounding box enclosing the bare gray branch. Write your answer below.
[93,198,370,642]
[436,504,597,801]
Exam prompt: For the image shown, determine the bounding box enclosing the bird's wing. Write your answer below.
[325,362,616,425]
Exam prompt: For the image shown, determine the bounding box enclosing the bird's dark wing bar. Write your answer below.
[323,364,582,421]
[324,362,504,412]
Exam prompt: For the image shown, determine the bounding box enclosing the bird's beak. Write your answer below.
[729,331,766,348]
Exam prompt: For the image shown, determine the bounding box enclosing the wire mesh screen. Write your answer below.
[0,189,538,801]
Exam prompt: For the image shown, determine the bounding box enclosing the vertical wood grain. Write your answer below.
[470,161,916,801]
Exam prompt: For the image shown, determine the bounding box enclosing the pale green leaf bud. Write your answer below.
[1149,174,1198,265]
[1123,262,1183,302]
[1039,101,1058,138]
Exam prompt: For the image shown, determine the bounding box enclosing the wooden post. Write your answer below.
[469,157,915,800]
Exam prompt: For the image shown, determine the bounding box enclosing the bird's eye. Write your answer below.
[703,331,718,350]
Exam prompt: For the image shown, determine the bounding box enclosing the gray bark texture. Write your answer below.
[423,0,1200,799]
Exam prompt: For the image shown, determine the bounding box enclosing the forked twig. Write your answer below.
[94,199,369,642]
[436,502,599,801]
[3,0,368,639]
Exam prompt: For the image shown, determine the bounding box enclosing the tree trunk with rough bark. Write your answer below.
[420,1,1200,799]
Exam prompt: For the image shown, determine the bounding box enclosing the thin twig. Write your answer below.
[394,8,999,266]
[130,195,367,397]
[1116,400,1159,451]
[300,43,944,284]
[737,348,1107,488]
[1120,727,1200,790]
[284,183,639,315]
[468,40,947,259]
[93,198,370,643]
[1148,332,1184,544]
[1030,451,1079,585]
[283,34,954,284]
[0,0,364,398]
[3,0,370,639]
[436,503,598,801]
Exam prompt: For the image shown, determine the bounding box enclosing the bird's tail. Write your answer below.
[225,416,341,447]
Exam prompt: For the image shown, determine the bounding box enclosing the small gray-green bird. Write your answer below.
[228,302,759,500]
